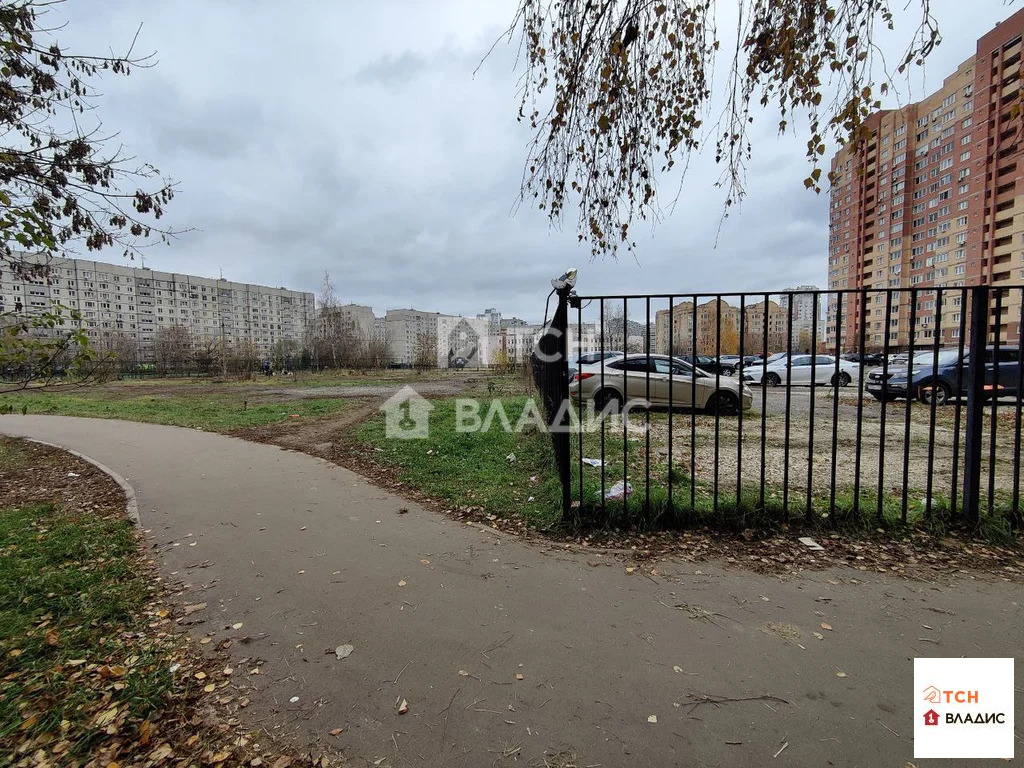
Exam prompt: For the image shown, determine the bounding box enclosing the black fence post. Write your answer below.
[533,282,573,518]
[962,285,990,524]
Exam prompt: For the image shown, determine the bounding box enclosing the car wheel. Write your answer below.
[594,388,623,414]
[706,391,740,416]
[831,371,852,387]
[722,366,735,377]
[765,372,782,387]
[918,381,951,406]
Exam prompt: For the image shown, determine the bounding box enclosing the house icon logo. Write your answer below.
[923,709,940,727]
[923,685,941,704]
[380,386,434,439]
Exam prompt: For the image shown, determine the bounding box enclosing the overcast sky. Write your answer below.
[52,0,1006,321]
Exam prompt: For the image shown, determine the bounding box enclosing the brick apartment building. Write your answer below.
[826,10,1024,351]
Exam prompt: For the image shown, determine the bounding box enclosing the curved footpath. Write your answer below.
[1,415,1020,767]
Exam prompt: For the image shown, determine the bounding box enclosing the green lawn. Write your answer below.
[0,390,347,431]
[0,500,178,760]
[355,396,565,526]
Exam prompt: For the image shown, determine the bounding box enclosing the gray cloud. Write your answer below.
[47,0,995,320]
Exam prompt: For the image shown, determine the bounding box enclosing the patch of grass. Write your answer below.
[355,396,563,526]
[0,502,169,760]
[0,440,28,469]
[0,390,348,431]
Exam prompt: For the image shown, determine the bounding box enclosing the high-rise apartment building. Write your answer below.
[0,254,315,359]
[778,286,823,348]
[826,10,1024,350]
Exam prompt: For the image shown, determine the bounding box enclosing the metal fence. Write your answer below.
[535,284,1024,531]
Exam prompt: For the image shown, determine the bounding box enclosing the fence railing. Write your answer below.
[533,284,1024,531]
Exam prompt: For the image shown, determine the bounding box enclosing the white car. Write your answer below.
[570,354,753,415]
[742,354,859,387]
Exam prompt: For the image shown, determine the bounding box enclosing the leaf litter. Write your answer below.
[0,437,321,768]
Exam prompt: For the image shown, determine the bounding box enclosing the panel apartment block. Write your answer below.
[0,254,315,359]
[826,10,1024,350]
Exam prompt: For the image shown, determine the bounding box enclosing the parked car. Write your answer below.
[568,350,624,380]
[569,353,753,415]
[842,352,885,367]
[672,354,736,377]
[866,347,1021,405]
[888,352,910,367]
[742,354,860,387]
[717,355,742,375]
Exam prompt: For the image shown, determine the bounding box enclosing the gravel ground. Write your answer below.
[612,392,1020,506]
[266,379,470,398]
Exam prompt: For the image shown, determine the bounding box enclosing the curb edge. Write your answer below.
[22,438,140,525]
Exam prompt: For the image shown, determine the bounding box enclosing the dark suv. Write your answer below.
[866,346,1022,405]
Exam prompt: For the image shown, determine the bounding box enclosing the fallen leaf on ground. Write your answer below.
[836,671,848,678]
[820,622,833,631]
[672,665,683,673]
[329,728,343,736]
[398,699,409,714]
[813,632,824,640]
[335,644,354,660]
[150,743,173,762]
[232,623,243,630]
[458,669,470,676]
[515,673,524,680]
[647,715,658,723]
[397,580,407,587]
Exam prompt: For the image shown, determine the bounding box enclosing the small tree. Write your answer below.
[719,317,739,355]
[797,329,813,355]
[0,2,178,386]
[153,325,192,374]
[413,330,438,369]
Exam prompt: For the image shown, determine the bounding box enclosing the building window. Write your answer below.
[959,151,971,162]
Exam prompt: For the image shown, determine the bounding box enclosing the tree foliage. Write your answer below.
[504,0,940,256]
[0,0,177,386]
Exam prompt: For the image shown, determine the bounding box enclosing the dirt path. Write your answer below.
[2,415,1022,767]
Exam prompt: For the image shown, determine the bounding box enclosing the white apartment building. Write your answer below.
[385,308,448,366]
[498,322,601,362]
[319,303,380,340]
[778,285,823,348]
[0,254,315,359]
